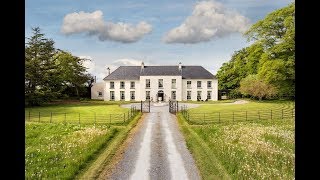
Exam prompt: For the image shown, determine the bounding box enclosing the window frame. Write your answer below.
[130,91,135,100]
[207,81,212,88]
[187,81,191,89]
[158,79,163,88]
[171,91,176,100]
[197,91,202,100]
[187,91,191,100]
[130,81,135,89]
[120,81,125,89]
[110,91,115,101]
[171,79,176,89]
[197,81,202,88]
[120,91,125,100]
[146,79,150,89]
[110,82,114,89]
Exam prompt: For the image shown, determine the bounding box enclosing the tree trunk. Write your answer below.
[75,86,79,99]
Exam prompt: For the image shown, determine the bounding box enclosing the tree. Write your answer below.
[239,75,277,101]
[55,51,92,98]
[245,3,295,97]
[25,27,59,105]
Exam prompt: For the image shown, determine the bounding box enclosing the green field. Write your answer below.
[178,100,295,179]
[25,101,141,179]
[184,100,295,124]
[25,101,138,124]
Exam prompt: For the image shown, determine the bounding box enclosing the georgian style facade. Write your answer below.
[93,63,218,101]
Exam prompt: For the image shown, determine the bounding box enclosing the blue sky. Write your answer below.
[26,0,293,82]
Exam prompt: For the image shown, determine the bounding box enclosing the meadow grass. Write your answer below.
[25,123,118,179]
[25,101,141,179]
[177,100,295,179]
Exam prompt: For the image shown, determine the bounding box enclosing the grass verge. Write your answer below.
[76,112,142,179]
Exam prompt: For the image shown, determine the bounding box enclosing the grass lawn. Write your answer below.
[185,100,295,124]
[25,123,118,179]
[177,99,295,179]
[180,99,236,104]
[25,101,142,179]
[25,101,138,124]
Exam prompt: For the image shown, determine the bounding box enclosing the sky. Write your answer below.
[25,0,293,82]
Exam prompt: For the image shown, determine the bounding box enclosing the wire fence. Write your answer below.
[180,105,295,125]
[25,106,139,126]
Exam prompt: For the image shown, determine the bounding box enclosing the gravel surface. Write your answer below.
[109,104,201,180]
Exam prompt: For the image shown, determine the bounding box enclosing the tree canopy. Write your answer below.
[25,27,93,106]
[216,3,295,99]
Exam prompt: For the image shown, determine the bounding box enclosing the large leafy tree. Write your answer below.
[25,27,93,105]
[216,3,294,99]
[25,27,60,105]
[55,51,92,98]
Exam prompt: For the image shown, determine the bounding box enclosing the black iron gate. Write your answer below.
[140,100,151,113]
[169,100,178,114]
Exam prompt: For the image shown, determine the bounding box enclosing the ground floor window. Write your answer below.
[171,91,176,100]
[130,91,135,100]
[120,91,125,100]
[146,91,150,100]
[197,91,202,100]
[187,91,191,100]
[98,91,102,97]
[207,91,212,100]
[110,91,115,100]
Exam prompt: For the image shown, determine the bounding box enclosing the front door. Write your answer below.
[157,90,164,101]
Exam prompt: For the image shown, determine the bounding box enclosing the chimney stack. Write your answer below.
[141,62,145,69]
[178,62,182,70]
[107,67,110,75]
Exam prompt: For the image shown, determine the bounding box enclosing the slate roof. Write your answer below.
[103,66,216,80]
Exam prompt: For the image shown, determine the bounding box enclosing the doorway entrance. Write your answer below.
[157,90,164,102]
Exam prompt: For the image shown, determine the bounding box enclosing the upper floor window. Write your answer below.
[158,79,163,88]
[197,81,202,88]
[130,81,135,89]
[120,81,125,89]
[187,81,191,89]
[110,82,114,89]
[207,81,212,88]
[146,79,150,88]
[172,79,176,89]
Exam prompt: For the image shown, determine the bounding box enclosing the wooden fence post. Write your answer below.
[50,112,52,123]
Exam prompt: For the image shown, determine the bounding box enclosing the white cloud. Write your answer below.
[61,10,152,43]
[163,0,250,44]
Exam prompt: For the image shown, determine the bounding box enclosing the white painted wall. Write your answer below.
[139,76,182,102]
[91,82,105,100]
[182,79,218,101]
[102,77,218,101]
[104,80,140,101]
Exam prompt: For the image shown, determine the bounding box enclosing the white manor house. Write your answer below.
[91,62,218,102]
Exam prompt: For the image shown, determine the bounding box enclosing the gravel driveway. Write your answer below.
[107,104,201,180]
